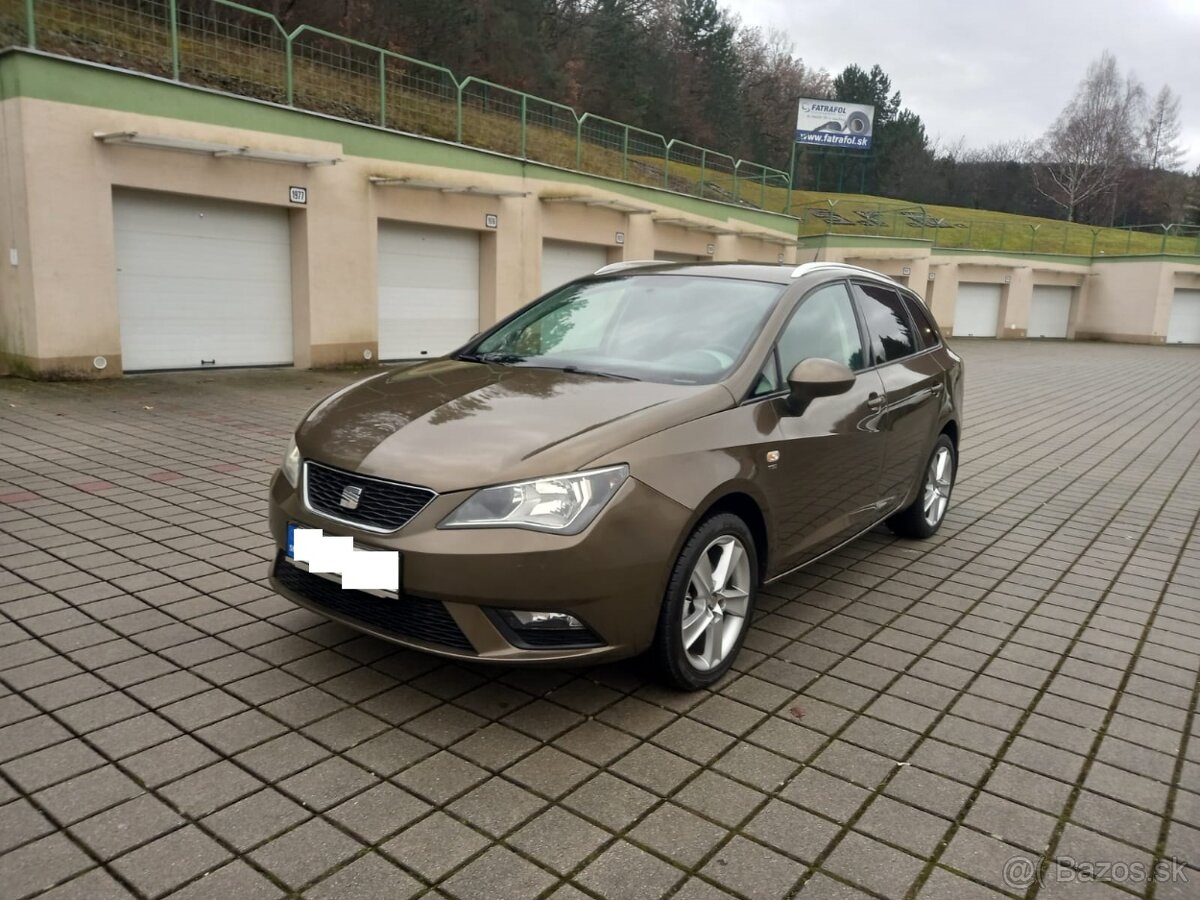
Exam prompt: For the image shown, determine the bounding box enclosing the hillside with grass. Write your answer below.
[784,192,1200,257]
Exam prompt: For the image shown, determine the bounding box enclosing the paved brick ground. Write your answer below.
[1,341,1198,900]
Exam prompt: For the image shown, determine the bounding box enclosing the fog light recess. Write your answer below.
[503,610,584,630]
[491,609,604,650]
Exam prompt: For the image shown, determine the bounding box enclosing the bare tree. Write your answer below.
[1032,51,1144,222]
[938,136,966,163]
[735,26,830,165]
[966,139,1033,165]
[1143,85,1185,171]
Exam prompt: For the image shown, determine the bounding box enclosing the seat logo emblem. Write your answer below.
[339,485,364,510]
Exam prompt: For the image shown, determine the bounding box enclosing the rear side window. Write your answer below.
[854,283,917,364]
[903,294,941,348]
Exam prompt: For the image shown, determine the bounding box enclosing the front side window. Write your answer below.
[777,281,865,376]
[855,283,917,364]
[469,275,784,384]
[751,351,781,397]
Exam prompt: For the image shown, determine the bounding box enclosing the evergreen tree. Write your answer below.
[675,0,742,148]
[832,63,927,196]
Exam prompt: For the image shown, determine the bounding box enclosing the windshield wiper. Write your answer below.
[559,365,641,381]
[456,351,526,364]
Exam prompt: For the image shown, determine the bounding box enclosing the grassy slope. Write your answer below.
[784,191,1200,257]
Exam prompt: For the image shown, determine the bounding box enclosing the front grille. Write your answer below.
[304,461,436,532]
[273,556,474,652]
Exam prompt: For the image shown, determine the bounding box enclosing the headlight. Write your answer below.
[281,436,302,487]
[440,465,629,534]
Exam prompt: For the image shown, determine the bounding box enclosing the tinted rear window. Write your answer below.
[854,283,917,364]
[903,295,941,349]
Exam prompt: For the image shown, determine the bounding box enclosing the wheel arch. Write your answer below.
[940,418,960,455]
[684,488,771,584]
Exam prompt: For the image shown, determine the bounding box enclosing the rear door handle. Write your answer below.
[927,383,944,396]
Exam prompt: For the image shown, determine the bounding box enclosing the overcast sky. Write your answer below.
[729,0,1200,169]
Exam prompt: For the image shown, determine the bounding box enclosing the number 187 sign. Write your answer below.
[795,99,875,150]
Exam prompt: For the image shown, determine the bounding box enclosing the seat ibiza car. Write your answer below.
[268,261,962,689]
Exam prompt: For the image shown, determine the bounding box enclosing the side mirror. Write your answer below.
[786,358,855,413]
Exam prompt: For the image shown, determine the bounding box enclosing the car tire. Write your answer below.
[887,434,956,539]
[845,111,872,135]
[651,513,758,690]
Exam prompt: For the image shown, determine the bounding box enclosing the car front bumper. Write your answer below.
[266,467,691,663]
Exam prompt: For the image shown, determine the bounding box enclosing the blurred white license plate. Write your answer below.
[286,523,400,597]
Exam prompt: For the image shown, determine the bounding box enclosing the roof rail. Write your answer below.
[593,260,663,276]
[790,261,903,284]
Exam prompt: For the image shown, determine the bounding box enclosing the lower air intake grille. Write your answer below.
[273,556,473,652]
[510,628,605,649]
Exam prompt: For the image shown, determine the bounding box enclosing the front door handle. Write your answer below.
[866,392,884,410]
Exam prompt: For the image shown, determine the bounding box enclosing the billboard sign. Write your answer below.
[795,99,875,150]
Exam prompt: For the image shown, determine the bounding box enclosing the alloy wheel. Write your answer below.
[681,534,751,671]
[923,446,954,527]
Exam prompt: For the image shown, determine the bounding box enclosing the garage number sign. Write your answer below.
[795,99,875,150]
[289,186,307,204]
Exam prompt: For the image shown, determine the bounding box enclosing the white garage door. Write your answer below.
[1166,290,1200,344]
[1029,286,1073,339]
[542,240,607,294]
[953,283,1002,337]
[378,222,479,360]
[114,191,293,371]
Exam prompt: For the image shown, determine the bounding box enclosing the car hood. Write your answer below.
[296,359,733,492]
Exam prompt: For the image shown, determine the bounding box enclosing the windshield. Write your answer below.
[462,274,784,384]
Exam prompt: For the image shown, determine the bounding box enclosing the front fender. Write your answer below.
[588,402,782,579]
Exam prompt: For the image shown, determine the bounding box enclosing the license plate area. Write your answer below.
[286,523,402,599]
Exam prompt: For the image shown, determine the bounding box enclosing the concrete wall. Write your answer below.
[904,257,1092,340]
[804,239,1199,345]
[0,93,34,376]
[1079,261,1200,344]
[0,92,799,378]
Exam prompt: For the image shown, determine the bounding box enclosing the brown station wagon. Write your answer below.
[268,261,963,688]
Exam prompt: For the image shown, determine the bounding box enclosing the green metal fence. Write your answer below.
[178,2,288,101]
[4,0,791,209]
[794,200,1200,257]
